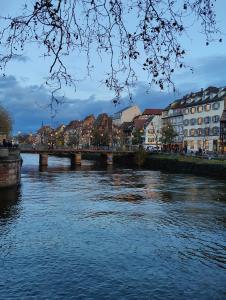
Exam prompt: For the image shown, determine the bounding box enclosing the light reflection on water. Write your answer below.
[0,154,226,300]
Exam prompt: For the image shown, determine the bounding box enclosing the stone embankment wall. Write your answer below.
[0,148,22,188]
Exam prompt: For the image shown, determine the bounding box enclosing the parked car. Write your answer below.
[145,145,159,152]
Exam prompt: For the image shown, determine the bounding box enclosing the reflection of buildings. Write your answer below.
[0,187,21,223]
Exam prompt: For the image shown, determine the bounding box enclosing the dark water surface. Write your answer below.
[0,154,226,300]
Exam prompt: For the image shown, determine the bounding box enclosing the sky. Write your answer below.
[0,0,226,133]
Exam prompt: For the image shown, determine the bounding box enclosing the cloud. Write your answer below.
[11,54,30,63]
[0,54,226,133]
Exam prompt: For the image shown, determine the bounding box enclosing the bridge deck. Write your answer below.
[20,148,134,154]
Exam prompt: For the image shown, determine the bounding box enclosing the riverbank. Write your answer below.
[113,151,226,179]
[145,153,226,179]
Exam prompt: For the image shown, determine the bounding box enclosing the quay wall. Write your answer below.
[0,149,22,188]
[114,152,226,179]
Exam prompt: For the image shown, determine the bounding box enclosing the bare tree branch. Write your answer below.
[0,0,221,105]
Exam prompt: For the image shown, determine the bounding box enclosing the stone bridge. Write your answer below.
[20,148,134,167]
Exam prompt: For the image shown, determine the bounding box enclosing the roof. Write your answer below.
[134,118,147,130]
[142,109,163,115]
[163,86,226,111]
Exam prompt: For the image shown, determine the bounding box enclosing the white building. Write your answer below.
[183,87,226,152]
[112,105,141,126]
[144,115,163,149]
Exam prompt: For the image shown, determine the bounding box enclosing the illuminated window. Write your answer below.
[204,104,211,111]
[197,140,202,148]
[197,106,203,112]
[190,107,196,114]
[190,140,194,149]
[205,140,209,150]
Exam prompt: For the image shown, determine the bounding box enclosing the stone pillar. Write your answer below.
[106,152,113,165]
[39,153,48,167]
[71,152,82,166]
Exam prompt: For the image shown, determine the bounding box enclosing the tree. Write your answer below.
[160,122,177,145]
[0,1,221,104]
[132,129,144,145]
[0,106,12,136]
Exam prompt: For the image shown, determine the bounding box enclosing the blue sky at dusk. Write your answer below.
[0,0,226,133]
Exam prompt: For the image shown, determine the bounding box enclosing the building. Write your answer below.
[112,105,141,126]
[144,115,163,149]
[162,101,184,150]
[161,86,226,152]
[183,87,226,152]
[64,120,83,148]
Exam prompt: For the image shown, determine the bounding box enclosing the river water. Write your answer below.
[0,154,225,300]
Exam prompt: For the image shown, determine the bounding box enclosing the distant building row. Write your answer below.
[17,85,226,153]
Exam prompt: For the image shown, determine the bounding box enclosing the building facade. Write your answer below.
[112,105,141,126]
[183,87,226,152]
[161,86,226,152]
[144,115,163,149]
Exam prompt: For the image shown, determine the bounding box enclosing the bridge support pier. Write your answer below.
[71,153,82,166]
[106,152,113,165]
[39,153,48,167]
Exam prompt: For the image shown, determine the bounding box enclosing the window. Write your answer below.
[183,119,189,126]
[148,138,155,143]
[184,108,189,115]
[204,140,209,150]
[204,116,210,124]
[204,104,211,111]
[190,129,195,136]
[212,127,220,135]
[197,117,203,125]
[197,140,202,148]
[197,106,203,113]
[184,129,188,137]
[212,102,220,110]
[190,140,194,149]
[190,118,196,125]
[148,129,154,134]
[205,128,210,136]
[212,115,220,123]
[197,128,203,136]
[190,107,196,114]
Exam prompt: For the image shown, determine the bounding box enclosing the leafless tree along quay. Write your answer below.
[0,0,222,105]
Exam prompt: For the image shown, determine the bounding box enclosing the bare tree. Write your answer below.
[0,105,12,135]
[0,0,221,105]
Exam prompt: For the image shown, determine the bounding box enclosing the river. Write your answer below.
[0,154,225,299]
